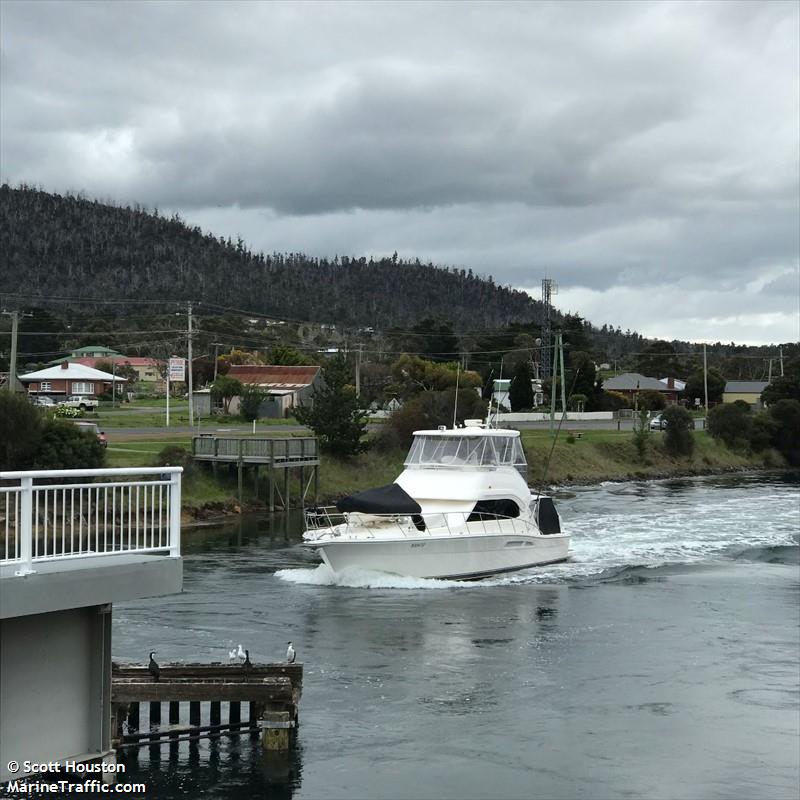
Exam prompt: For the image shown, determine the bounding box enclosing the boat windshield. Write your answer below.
[404,435,527,469]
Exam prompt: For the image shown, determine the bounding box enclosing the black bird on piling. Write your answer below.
[243,649,252,670]
[148,651,160,682]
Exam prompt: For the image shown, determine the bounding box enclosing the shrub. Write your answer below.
[638,390,667,412]
[569,394,588,412]
[600,390,631,411]
[385,388,487,449]
[32,419,105,470]
[708,403,751,450]
[55,405,81,418]
[632,410,650,461]
[662,405,695,457]
[0,393,43,469]
[156,445,196,476]
[767,399,800,465]
[239,384,265,422]
[748,415,777,453]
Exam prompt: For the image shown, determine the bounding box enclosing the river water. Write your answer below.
[110,472,799,800]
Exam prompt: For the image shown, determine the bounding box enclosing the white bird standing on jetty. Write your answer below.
[286,642,296,663]
[228,644,246,661]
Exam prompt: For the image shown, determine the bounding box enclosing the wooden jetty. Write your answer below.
[111,661,303,752]
[191,436,320,510]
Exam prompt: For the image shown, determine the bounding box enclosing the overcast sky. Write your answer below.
[2,0,798,345]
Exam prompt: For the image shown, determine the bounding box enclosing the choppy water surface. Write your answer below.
[113,472,800,800]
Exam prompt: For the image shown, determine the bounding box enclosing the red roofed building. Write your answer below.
[198,364,323,418]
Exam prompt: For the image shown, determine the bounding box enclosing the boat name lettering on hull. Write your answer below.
[411,542,426,548]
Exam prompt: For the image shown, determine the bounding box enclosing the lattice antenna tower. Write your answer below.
[540,278,558,378]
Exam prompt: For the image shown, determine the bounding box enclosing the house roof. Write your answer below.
[19,363,126,382]
[604,373,673,392]
[724,381,769,394]
[70,346,123,356]
[227,365,320,389]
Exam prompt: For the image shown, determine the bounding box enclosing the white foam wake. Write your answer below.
[275,564,463,590]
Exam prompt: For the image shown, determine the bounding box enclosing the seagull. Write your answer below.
[228,647,238,660]
[148,651,160,682]
[286,642,296,664]
[236,643,246,660]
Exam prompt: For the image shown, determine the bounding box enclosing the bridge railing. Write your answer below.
[0,467,182,576]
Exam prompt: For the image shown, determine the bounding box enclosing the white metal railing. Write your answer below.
[304,506,545,541]
[0,467,182,576]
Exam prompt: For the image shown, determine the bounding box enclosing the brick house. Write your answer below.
[19,362,126,399]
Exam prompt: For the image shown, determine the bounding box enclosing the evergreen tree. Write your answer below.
[294,356,367,457]
[508,361,534,411]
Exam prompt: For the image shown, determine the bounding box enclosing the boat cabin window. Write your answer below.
[468,499,520,521]
[404,435,527,469]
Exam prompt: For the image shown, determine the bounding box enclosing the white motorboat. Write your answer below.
[302,422,570,580]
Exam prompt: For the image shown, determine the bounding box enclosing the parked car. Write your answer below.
[73,420,108,447]
[649,413,667,431]
[58,395,99,411]
[31,395,56,407]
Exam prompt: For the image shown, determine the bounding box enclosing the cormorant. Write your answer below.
[148,651,160,682]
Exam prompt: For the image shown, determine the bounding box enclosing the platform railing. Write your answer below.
[0,467,182,576]
[303,506,543,540]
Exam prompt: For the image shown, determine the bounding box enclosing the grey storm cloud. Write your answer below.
[1,0,798,343]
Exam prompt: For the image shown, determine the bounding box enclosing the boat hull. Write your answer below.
[307,533,570,580]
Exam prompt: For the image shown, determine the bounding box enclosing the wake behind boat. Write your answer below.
[302,421,569,579]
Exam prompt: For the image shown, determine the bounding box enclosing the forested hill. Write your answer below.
[0,185,545,329]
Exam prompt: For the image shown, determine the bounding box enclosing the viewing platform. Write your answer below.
[191,436,320,510]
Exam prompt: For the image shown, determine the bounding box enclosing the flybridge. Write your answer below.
[404,429,527,471]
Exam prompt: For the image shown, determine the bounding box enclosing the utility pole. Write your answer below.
[212,342,225,382]
[355,348,360,396]
[2,310,19,392]
[703,343,709,421]
[187,302,195,427]
[780,347,784,377]
[542,334,564,436]
[768,358,773,384]
[559,332,567,424]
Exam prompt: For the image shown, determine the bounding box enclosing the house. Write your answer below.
[659,377,686,392]
[19,362,126,398]
[70,356,166,389]
[603,372,681,404]
[195,365,323,418]
[723,381,769,408]
[48,345,123,362]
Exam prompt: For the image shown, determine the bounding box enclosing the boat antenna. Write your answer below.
[452,362,460,429]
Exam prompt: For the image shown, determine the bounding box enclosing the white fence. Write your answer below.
[495,411,615,422]
[0,467,182,576]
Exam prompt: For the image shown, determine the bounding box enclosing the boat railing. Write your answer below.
[303,506,541,540]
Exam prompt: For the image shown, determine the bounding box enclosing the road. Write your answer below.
[103,417,706,440]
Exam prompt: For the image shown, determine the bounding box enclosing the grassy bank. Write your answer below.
[103,429,785,519]
[519,429,784,486]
